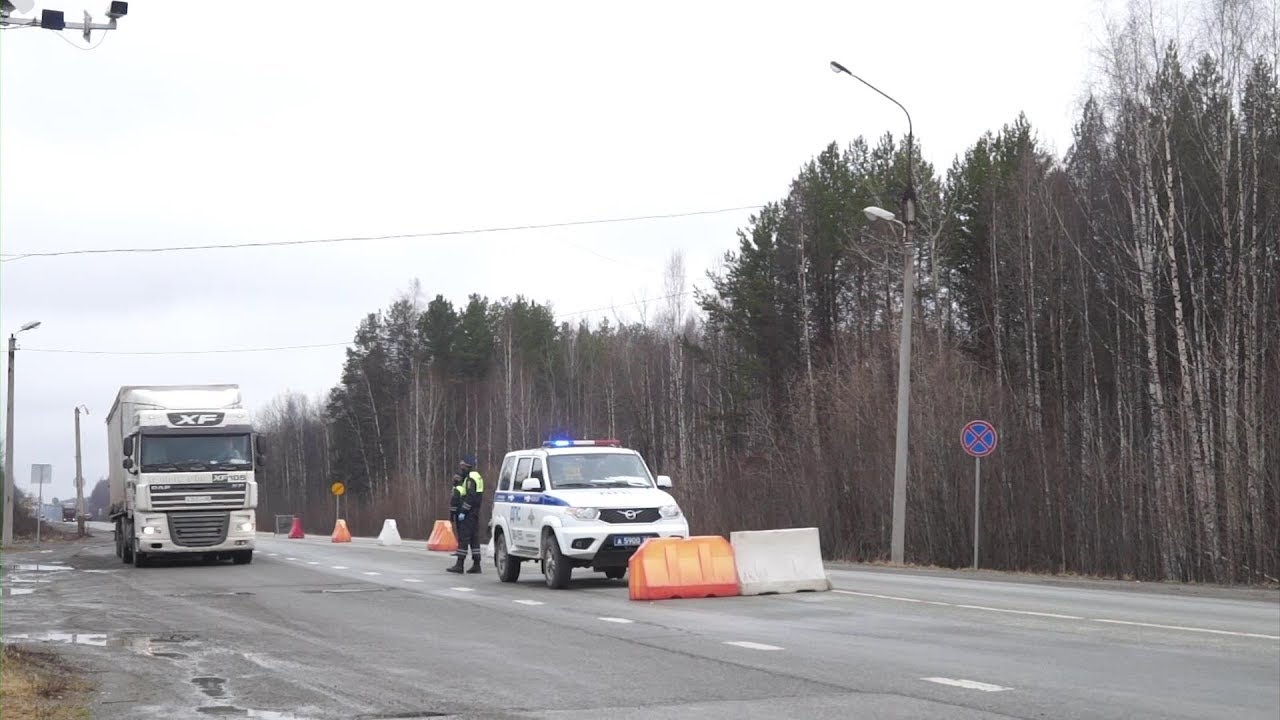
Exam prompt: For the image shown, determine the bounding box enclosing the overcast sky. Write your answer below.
[1,0,1103,502]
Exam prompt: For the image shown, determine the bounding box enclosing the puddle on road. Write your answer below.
[4,631,109,646]
[197,707,307,718]
[2,629,197,660]
[15,563,72,572]
[193,676,228,698]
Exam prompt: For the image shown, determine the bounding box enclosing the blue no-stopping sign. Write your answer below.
[962,420,997,458]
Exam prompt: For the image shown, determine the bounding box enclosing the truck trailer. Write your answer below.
[107,385,265,567]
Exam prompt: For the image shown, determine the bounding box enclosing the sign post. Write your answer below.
[960,421,997,569]
[29,463,52,545]
[330,481,346,526]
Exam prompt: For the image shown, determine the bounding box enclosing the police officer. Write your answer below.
[447,453,484,574]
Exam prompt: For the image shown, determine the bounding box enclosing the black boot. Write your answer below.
[446,556,465,574]
[467,557,481,574]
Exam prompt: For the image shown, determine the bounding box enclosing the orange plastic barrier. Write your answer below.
[426,519,458,552]
[331,519,352,543]
[628,536,740,601]
[287,516,305,539]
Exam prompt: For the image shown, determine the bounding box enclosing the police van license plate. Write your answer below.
[614,536,646,547]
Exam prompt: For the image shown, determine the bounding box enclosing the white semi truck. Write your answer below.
[107,385,265,567]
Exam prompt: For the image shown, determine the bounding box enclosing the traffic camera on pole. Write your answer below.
[1,1,128,41]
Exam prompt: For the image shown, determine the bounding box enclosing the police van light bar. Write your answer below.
[542,439,622,448]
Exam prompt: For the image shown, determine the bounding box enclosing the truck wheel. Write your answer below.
[121,522,134,564]
[495,533,520,583]
[132,540,149,568]
[232,550,253,565]
[604,567,626,580]
[542,531,572,590]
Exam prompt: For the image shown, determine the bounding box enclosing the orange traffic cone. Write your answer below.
[288,516,305,539]
[331,519,352,543]
[426,519,457,552]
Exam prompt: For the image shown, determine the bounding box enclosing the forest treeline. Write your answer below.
[255,0,1279,584]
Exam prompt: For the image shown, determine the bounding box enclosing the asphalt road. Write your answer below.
[2,529,1276,720]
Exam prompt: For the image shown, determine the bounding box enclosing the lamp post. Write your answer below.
[75,405,89,537]
[831,60,916,566]
[3,320,42,546]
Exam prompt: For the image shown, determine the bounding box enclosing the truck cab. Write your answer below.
[108,385,265,567]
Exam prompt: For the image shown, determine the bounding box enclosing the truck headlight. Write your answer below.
[659,505,682,518]
[564,507,599,521]
[236,521,255,533]
[141,525,161,535]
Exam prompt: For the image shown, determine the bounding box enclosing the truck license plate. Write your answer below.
[614,536,645,547]
[185,495,213,503]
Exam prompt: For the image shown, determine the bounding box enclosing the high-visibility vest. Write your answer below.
[468,470,484,493]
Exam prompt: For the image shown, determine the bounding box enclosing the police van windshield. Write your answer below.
[546,453,653,489]
[140,434,253,473]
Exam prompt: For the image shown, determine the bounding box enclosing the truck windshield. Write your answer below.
[140,434,252,473]
[546,453,653,489]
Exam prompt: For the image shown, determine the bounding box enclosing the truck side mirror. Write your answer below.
[255,435,268,456]
[123,436,134,455]
[122,457,134,470]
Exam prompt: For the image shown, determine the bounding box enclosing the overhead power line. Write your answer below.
[21,291,700,356]
[0,205,766,263]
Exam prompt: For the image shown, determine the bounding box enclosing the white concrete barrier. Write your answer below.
[730,527,832,595]
[377,519,403,546]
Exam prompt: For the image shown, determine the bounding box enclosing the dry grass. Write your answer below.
[0,644,93,720]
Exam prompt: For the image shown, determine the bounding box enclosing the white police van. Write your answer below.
[488,439,689,589]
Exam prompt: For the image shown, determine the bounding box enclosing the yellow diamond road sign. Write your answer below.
[330,482,346,497]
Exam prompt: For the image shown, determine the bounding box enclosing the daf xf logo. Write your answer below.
[168,412,224,427]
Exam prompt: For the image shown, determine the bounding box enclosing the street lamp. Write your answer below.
[833,59,917,566]
[3,320,42,546]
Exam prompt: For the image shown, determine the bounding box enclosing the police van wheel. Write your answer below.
[542,532,572,590]
[604,567,626,581]
[495,534,520,583]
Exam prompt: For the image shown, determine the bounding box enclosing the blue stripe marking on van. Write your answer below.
[494,493,570,506]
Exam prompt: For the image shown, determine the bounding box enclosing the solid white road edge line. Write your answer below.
[724,641,783,651]
[923,677,1011,692]
[1091,618,1280,640]
[833,589,1278,639]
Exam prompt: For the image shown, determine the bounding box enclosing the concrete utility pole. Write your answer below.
[75,405,88,537]
[3,321,41,547]
[0,1,128,40]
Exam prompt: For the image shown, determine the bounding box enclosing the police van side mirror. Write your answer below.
[521,478,543,492]
[656,475,673,489]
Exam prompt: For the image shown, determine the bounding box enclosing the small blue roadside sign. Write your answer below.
[962,420,997,458]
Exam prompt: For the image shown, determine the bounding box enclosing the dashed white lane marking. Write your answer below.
[403,578,422,583]
[286,557,299,561]
[451,587,475,592]
[514,600,544,606]
[833,589,1278,640]
[598,617,634,624]
[952,603,1083,620]
[1092,618,1280,640]
[267,553,279,557]
[307,561,320,565]
[363,571,381,576]
[724,641,783,650]
[923,677,1011,692]
[331,565,348,570]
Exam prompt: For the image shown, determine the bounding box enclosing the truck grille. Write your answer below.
[600,508,661,524]
[149,482,247,511]
[168,512,230,547]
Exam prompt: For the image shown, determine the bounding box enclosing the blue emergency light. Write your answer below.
[541,438,622,448]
